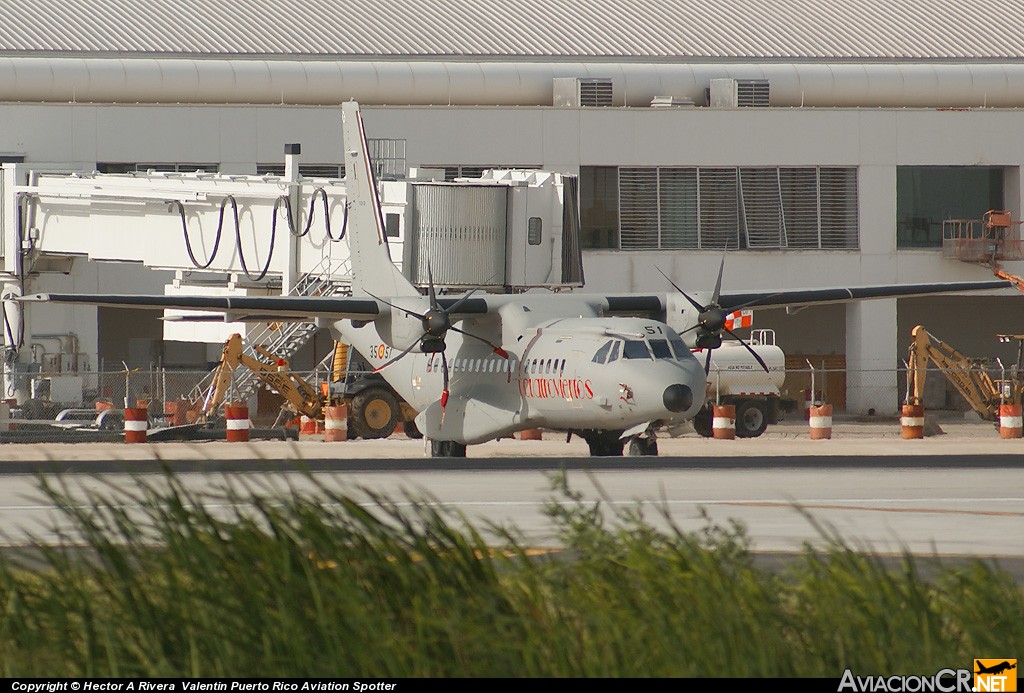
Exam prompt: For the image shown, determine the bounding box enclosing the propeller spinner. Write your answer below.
[367,263,508,413]
[657,258,771,376]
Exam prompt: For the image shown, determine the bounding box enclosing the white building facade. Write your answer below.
[1,0,1023,414]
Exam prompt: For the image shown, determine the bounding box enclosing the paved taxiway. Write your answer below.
[0,415,1020,576]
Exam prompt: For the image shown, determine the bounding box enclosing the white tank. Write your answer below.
[703,334,786,398]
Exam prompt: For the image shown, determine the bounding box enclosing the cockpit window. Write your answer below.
[649,339,673,359]
[668,336,689,360]
[607,340,621,363]
[622,340,652,359]
[592,340,613,363]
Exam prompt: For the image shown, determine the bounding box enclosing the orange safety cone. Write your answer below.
[998,403,1022,439]
[712,404,736,440]
[900,404,925,439]
[323,404,348,442]
[808,404,833,440]
[124,406,148,443]
[518,428,543,440]
[225,405,250,442]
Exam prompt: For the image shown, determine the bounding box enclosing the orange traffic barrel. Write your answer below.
[808,404,833,440]
[299,415,323,439]
[712,404,736,440]
[518,428,543,440]
[999,404,1022,439]
[323,405,348,442]
[124,406,148,444]
[900,404,925,439]
[225,405,250,443]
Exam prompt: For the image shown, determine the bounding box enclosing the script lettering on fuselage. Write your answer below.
[422,353,594,400]
[518,376,594,400]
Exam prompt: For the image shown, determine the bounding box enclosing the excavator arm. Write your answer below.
[906,325,1005,421]
[203,334,324,421]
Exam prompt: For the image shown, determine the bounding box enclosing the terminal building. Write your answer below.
[1,0,1023,415]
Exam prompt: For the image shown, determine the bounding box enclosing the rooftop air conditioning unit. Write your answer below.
[553,77,614,107]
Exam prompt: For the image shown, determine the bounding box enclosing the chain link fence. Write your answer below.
[0,363,1007,442]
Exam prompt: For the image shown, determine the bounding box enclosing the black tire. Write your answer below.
[627,436,659,456]
[584,430,625,457]
[735,400,769,438]
[430,439,467,457]
[692,406,713,438]
[403,417,423,439]
[349,386,400,439]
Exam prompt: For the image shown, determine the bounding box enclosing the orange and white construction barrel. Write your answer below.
[808,404,833,440]
[712,404,736,440]
[299,415,324,439]
[323,405,348,442]
[225,406,250,443]
[998,404,1023,439]
[124,407,149,444]
[900,404,925,439]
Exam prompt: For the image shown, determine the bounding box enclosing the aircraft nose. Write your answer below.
[663,384,693,413]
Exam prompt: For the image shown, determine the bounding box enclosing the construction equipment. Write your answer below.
[905,325,1024,422]
[202,333,419,439]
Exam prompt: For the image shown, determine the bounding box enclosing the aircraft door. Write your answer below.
[567,350,586,410]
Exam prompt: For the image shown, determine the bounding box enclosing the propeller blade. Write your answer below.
[726,292,785,313]
[724,327,770,373]
[426,261,438,309]
[448,324,509,358]
[372,339,421,373]
[444,286,481,315]
[679,323,701,335]
[703,348,713,376]
[655,267,704,312]
[363,290,426,320]
[439,350,450,419]
[711,251,725,304]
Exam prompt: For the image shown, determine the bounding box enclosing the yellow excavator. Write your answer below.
[203,333,420,439]
[905,325,1024,422]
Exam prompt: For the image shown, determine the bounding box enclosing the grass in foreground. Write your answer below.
[0,470,1019,677]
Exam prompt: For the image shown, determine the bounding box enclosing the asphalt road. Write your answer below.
[0,417,1020,579]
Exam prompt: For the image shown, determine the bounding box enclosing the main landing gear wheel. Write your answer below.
[349,386,400,439]
[430,439,467,457]
[403,417,423,439]
[627,436,659,456]
[735,400,769,438]
[582,431,625,457]
[692,407,713,438]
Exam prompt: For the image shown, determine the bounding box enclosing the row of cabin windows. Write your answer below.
[593,337,690,364]
[426,356,567,375]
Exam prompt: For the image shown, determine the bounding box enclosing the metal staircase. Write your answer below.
[186,255,351,417]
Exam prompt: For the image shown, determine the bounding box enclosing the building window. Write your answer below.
[581,166,859,250]
[579,166,619,249]
[422,165,537,182]
[897,166,1004,248]
[256,163,345,178]
[98,162,218,174]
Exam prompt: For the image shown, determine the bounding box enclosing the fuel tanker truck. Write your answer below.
[689,329,795,438]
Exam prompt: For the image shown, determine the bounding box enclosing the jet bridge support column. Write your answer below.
[283,143,302,295]
[845,298,899,415]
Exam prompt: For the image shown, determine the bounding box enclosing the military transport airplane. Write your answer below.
[22,102,1012,457]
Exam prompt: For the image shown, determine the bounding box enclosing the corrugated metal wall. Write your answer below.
[409,184,507,288]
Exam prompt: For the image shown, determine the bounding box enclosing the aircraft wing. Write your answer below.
[716,279,1013,310]
[20,292,382,320]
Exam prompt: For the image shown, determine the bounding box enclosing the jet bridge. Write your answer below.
[0,154,582,404]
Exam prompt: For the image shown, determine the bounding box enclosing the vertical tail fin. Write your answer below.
[341,101,419,298]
